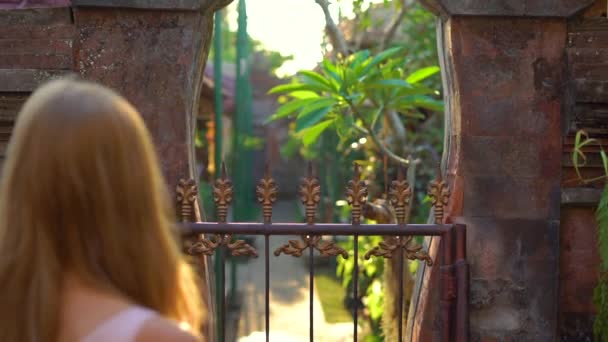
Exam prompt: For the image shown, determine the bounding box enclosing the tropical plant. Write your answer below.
[572,130,608,342]
[267,47,442,339]
[266,46,441,161]
[269,1,443,339]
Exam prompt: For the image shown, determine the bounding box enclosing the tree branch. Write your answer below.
[315,0,349,57]
[380,0,412,50]
[346,100,416,166]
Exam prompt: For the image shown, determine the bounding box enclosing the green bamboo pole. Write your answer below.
[231,0,254,304]
[234,0,254,221]
[214,11,224,180]
[212,9,225,342]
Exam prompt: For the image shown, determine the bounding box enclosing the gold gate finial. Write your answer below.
[275,162,347,259]
[176,178,198,222]
[388,166,411,225]
[189,161,257,257]
[299,162,320,225]
[213,162,233,223]
[364,165,433,266]
[256,164,278,223]
[345,163,368,225]
[428,164,449,224]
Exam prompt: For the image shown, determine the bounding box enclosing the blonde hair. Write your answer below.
[0,79,203,341]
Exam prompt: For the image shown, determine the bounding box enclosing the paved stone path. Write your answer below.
[234,201,354,342]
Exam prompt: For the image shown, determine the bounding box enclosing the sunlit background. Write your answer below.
[223,0,386,76]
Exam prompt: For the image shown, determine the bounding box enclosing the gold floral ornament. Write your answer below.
[189,162,257,258]
[300,162,320,225]
[388,167,411,225]
[256,164,278,223]
[275,163,348,259]
[428,165,450,224]
[364,236,433,266]
[364,165,433,266]
[176,178,198,222]
[213,162,233,223]
[345,163,368,225]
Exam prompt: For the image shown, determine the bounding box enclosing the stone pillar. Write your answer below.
[70,2,231,340]
[72,0,231,220]
[408,1,594,341]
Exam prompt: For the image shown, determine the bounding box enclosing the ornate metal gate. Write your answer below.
[179,163,468,342]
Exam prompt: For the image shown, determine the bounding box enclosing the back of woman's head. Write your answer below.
[0,79,202,341]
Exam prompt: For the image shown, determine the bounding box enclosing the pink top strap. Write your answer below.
[81,306,157,342]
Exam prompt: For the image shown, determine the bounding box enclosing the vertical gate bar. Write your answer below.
[398,246,404,342]
[455,225,468,342]
[221,248,227,342]
[214,248,223,342]
[440,229,454,342]
[353,234,359,341]
[309,243,314,342]
[265,234,270,342]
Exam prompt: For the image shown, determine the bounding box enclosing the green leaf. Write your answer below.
[396,110,426,120]
[289,90,319,99]
[398,95,444,112]
[295,103,334,132]
[335,114,354,138]
[365,79,413,89]
[242,135,264,150]
[360,46,404,76]
[572,130,598,178]
[366,279,384,321]
[594,186,608,341]
[602,150,608,176]
[299,70,336,92]
[351,50,371,77]
[598,185,608,270]
[265,98,318,123]
[406,66,440,83]
[268,82,322,95]
[280,135,301,159]
[593,280,608,341]
[299,120,335,146]
[322,59,342,85]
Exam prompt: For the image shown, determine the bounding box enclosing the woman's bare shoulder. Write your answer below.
[136,317,202,342]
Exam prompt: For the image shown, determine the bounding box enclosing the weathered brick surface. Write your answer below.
[560,208,600,313]
[559,207,601,340]
[0,6,75,162]
[420,0,593,17]
[410,16,565,341]
[0,0,70,9]
[73,7,215,207]
[0,69,71,91]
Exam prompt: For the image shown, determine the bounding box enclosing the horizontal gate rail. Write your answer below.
[182,222,452,236]
[178,163,468,342]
